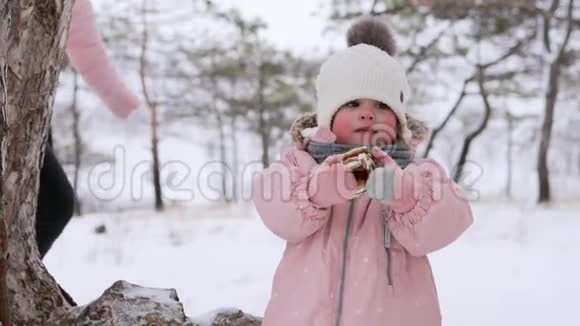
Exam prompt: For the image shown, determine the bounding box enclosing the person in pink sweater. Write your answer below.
[252,17,473,326]
[66,0,140,118]
[37,0,139,260]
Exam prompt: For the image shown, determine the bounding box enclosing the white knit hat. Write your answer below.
[310,17,413,142]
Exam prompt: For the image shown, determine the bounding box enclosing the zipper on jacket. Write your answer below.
[383,210,393,286]
[335,200,356,326]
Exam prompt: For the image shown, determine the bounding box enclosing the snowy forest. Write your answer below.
[1,0,579,325]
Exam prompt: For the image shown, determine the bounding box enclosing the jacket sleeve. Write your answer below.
[252,149,331,244]
[387,159,473,257]
[66,0,139,118]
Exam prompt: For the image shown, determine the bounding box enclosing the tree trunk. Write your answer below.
[151,111,164,211]
[537,0,575,204]
[538,61,560,203]
[211,51,231,203]
[0,1,75,323]
[139,0,164,211]
[259,127,270,169]
[505,110,514,200]
[216,111,230,203]
[0,0,12,313]
[70,70,82,216]
[0,214,9,326]
[217,117,230,203]
[257,64,270,168]
[454,68,492,182]
[423,77,470,158]
[230,114,239,202]
[0,2,263,324]
[0,3,263,325]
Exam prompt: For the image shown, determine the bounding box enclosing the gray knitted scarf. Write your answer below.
[306,141,413,169]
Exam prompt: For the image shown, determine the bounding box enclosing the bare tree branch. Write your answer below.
[423,75,475,157]
[557,0,576,60]
[421,68,532,159]
[330,3,410,20]
[454,67,493,181]
[406,24,450,74]
[480,31,537,69]
[369,0,380,15]
[543,0,561,52]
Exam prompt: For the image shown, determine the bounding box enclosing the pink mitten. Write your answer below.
[308,155,358,208]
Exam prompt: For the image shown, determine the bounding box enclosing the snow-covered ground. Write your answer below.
[45,200,580,326]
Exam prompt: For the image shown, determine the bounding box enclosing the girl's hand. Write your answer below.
[368,147,419,213]
[308,155,358,208]
[371,146,396,167]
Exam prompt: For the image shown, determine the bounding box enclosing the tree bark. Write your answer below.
[0,1,12,317]
[0,216,9,326]
[71,70,82,216]
[1,1,75,323]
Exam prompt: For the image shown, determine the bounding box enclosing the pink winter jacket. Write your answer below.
[252,125,473,326]
[66,0,139,118]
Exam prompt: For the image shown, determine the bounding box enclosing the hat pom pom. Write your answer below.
[346,16,397,56]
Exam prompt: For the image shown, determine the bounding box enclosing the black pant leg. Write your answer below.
[36,145,75,258]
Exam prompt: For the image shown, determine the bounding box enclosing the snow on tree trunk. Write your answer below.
[0,1,261,325]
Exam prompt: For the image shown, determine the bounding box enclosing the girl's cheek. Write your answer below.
[332,110,355,143]
[333,127,353,144]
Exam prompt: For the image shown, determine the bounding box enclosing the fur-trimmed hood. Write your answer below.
[290,112,429,147]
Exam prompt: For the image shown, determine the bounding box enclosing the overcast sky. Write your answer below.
[220,0,340,55]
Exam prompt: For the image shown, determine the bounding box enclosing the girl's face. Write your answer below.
[331,98,399,146]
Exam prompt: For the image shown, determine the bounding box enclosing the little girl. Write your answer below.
[252,17,473,326]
